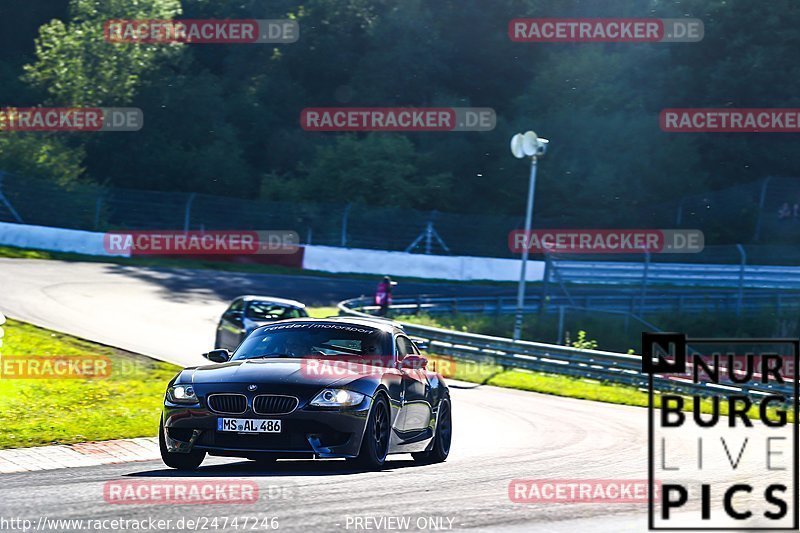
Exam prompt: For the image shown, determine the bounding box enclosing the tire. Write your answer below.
[159,420,205,470]
[412,397,451,464]
[354,394,391,469]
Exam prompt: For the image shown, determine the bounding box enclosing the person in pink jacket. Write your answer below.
[374,275,395,316]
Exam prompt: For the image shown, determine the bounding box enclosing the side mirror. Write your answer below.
[401,355,428,370]
[203,349,231,363]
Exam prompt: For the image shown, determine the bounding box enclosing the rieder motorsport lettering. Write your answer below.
[263,323,374,334]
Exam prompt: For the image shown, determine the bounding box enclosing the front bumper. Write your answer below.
[163,394,372,459]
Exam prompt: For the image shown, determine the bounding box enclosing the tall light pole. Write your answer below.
[511,131,549,341]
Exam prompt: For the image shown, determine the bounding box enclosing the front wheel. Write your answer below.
[354,394,391,469]
[412,397,451,464]
[159,421,205,470]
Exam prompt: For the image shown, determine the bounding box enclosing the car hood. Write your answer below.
[179,358,390,391]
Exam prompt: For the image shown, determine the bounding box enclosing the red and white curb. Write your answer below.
[0,437,158,473]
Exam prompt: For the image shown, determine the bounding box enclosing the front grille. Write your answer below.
[253,395,298,415]
[208,394,247,414]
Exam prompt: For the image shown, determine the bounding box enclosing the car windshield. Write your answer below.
[232,322,392,365]
[245,302,305,320]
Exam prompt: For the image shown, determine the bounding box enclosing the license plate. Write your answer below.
[217,418,281,433]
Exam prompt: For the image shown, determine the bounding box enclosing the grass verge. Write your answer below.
[0,319,180,449]
[306,306,341,318]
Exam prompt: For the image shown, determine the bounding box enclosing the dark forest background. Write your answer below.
[0,0,797,241]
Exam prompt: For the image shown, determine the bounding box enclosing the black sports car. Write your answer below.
[160,316,451,470]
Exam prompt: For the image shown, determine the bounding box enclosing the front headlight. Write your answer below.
[310,388,365,408]
[167,385,198,404]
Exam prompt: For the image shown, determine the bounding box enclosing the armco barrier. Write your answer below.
[344,291,800,317]
[337,298,795,401]
[551,260,800,289]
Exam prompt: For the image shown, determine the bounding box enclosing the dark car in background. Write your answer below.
[160,316,451,470]
[215,295,308,351]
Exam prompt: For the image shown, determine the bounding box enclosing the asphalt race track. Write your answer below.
[0,258,792,532]
[0,258,509,367]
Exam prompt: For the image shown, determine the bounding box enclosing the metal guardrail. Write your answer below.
[342,289,800,318]
[337,297,795,401]
[551,260,800,290]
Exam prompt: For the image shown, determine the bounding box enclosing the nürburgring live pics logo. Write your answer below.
[643,332,799,530]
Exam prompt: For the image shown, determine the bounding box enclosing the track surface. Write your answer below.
[0,258,791,532]
[0,258,508,366]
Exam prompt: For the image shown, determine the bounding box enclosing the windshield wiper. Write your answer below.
[244,353,293,360]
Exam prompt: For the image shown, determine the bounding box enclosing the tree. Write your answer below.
[262,134,451,209]
[24,0,182,106]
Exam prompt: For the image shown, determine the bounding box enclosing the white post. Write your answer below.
[513,156,537,340]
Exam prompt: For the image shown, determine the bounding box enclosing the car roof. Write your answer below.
[258,316,403,334]
[235,295,306,308]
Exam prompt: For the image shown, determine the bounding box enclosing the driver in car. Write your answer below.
[284,337,312,357]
